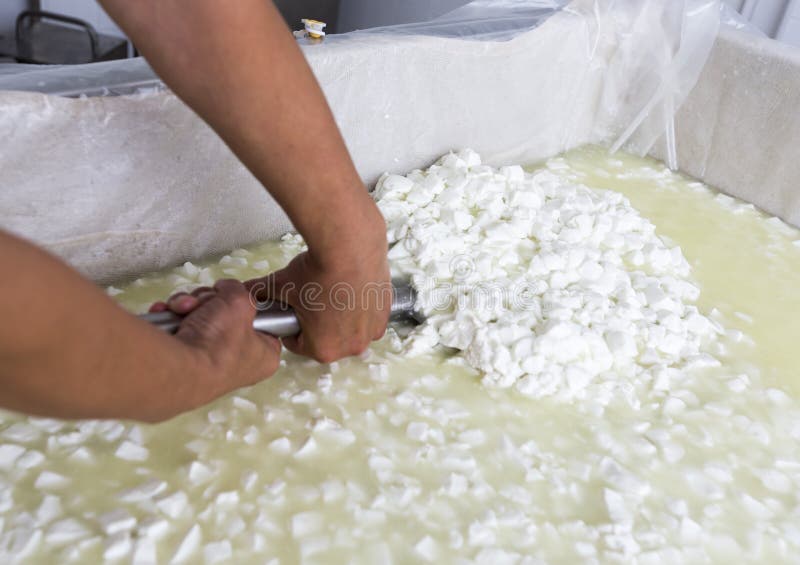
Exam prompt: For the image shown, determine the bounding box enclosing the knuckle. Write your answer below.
[349,334,370,356]
[228,290,253,310]
[374,326,387,340]
[213,278,239,294]
[313,348,339,364]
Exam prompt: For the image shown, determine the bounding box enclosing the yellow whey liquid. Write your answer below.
[2,147,799,564]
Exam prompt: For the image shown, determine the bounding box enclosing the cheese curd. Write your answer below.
[377,150,718,404]
[1,147,799,563]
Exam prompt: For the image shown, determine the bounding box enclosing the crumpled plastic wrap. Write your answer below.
[0,0,723,282]
[650,27,800,229]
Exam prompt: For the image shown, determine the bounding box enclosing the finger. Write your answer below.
[167,293,198,314]
[190,286,214,297]
[214,279,256,320]
[256,332,283,358]
[149,301,167,313]
[214,279,249,300]
[175,282,246,344]
[285,333,342,364]
[373,321,388,340]
[236,333,283,386]
[194,291,217,307]
[281,333,305,357]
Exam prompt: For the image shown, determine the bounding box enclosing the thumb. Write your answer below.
[281,333,305,357]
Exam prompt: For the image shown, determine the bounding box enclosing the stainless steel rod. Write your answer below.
[140,282,419,337]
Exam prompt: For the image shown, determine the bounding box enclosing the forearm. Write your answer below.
[98,0,385,261]
[0,231,214,422]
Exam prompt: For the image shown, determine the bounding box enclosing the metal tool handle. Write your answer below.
[140,283,418,338]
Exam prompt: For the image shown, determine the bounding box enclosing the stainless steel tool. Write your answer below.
[140,281,421,337]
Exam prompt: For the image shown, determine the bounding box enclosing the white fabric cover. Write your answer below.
[0,0,722,282]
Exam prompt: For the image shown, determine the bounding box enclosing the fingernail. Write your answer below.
[170,295,197,313]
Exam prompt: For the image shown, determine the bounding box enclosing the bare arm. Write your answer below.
[0,231,280,422]
[99,0,391,361]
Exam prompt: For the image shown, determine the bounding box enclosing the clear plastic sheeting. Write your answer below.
[599,0,721,169]
[650,27,800,229]
[0,57,162,98]
[0,0,722,282]
[335,0,569,41]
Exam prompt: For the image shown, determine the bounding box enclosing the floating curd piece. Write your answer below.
[299,535,332,560]
[215,491,240,509]
[68,446,94,463]
[291,390,317,405]
[179,261,200,278]
[138,517,171,542]
[220,255,249,268]
[406,422,429,442]
[760,469,792,494]
[35,495,62,526]
[118,479,167,502]
[268,437,291,455]
[132,538,158,565]
[156,491,189,519]
[204,540,233,563]
[321,480,345,504]
[414,535,439,561]
[368,363,390,382]
[207,409,227,424]
[291,511,325,538]
[444,474,469,497]
[45,518,90,545]
[314,427,356,448]
[232,396,257,412]
[98,508,137,535]
[106,286,124,297]
[171,524,202,563]
[34,471,69,490]
[252,259,270,271]
[241,471,258,492]
[6,528,42,559]
[103,531,133,560]
[2,423,41,443]
[293,436,319,460]
[0,444,25,470]
[188,461,215,485]
[115,440,149,462]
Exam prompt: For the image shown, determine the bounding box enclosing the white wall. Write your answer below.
[338,0,800,47]
[743,0,791,36]
[337,0,471,33]
[731,0,800,47]
[723,0,746,10]
[1,1,341,39]
[40,0,125,37]
[0,0,29,34]
[779,0,800,46]
[274,0,340,32]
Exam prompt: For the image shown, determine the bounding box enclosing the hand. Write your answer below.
[246,224,391,363]
[150,279,282,404]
